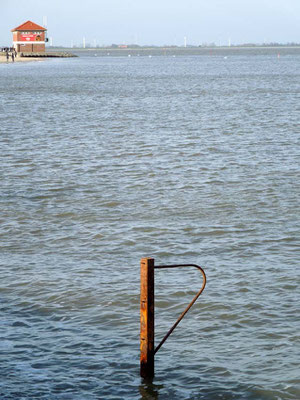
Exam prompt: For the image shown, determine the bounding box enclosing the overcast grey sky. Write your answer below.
[1,0,299,46]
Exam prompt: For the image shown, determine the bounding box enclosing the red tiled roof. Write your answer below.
[11,20,46,32]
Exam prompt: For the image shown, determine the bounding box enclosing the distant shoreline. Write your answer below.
[51,45,300,57]
[1,45,299,64]
[51,45,300,51]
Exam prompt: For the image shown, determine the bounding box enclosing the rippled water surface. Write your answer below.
[0,49,299,399]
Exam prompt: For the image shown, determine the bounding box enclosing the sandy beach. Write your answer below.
[0,55,45,63]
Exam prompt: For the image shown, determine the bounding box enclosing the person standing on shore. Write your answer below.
[11,52,15,62]
[6,51,9,62]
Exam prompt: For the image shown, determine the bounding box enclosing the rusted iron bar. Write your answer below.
[140,258,155,378]
[154,264,206,354]
[140,259,206,378]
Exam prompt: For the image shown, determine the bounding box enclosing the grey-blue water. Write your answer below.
[0,49,299,399]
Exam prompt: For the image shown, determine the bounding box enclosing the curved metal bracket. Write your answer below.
[154,264,206,354]
[140,258,206,378]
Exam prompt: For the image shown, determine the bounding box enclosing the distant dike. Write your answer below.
[49,44,300,57]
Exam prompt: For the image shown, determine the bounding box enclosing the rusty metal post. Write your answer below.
[140,257,155,378]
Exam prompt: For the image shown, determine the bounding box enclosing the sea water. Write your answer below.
[0,48,299,399]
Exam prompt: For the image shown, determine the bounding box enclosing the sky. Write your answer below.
[1,0,299,47]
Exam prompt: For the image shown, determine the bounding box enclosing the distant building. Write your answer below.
[11,20,47,53]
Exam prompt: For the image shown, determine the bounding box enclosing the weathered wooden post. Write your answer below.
[140,257,155,378]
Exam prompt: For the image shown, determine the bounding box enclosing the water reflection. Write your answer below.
[139,378,162,400]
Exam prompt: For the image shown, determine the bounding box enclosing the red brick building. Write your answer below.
[12,20,47,53]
